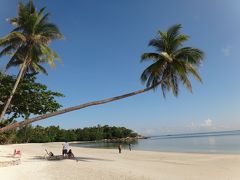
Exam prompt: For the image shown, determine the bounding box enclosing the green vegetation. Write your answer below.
[0,125,138,144]
[0,72,64,127]
[0,0,63,120]
[141,24,204,97]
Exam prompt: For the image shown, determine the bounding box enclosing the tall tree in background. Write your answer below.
[0,24,204,133]
[0,0,63,120]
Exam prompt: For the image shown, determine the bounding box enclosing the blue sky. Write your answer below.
[0,0,240,135]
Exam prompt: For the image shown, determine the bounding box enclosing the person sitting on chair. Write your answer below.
[67,149,75,158]
[45,149,54,157]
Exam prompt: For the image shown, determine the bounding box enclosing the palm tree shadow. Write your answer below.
[29,156,113,162]
[0,155,13,158]
[75,156,114,162]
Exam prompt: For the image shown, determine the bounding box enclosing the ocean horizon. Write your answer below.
[71,130,240,154]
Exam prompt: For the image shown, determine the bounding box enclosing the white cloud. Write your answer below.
[191,121,195,127]
[188,118,215,131]
[201,118,213,127]
[221,46,231,56]
[138,127,172,136]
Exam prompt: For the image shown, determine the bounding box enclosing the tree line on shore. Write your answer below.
[0,125,138,144]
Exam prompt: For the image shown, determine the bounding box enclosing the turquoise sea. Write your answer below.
[71,130,240,154]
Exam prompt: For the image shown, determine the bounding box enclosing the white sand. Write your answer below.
[0,142,240,180]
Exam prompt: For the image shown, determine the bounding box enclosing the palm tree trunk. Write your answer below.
[0,84,158,133]
[0,60,27,121]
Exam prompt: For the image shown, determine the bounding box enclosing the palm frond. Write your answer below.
[38,23,63,40]
[141,60,164,87]
[149,38,166,52]
[141,53,161,62]
[30,62,48,75]
[0,32,26,45]
[39,45,60,68]
[174,47,204,65]
[185,64,202,82]
[0,45,15,58]
[177,71,192,92]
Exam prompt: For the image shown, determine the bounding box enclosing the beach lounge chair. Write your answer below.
[44,149,63,160]
[13,148,21,158]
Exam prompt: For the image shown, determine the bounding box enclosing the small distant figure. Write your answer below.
[129,144,132,151]
[13,148,21,157]
[67,149,75,159]
[62,142,69,157]
[118,144,122,154]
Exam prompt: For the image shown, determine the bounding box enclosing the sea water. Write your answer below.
[71,130,240,154]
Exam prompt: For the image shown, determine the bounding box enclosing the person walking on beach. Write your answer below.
[129,143,132,151]
[62,142,69,157]
[118,144,122,154]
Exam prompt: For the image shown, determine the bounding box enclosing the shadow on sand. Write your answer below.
[0,155,14,158]
[29,155,113,162]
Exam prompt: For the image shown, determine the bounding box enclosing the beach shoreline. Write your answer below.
[0,142,240,180]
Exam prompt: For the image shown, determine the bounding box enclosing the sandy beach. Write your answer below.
[0,142,239,180]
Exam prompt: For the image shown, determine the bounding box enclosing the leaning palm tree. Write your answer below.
[0,24,204,133]
[0,0,63,120]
